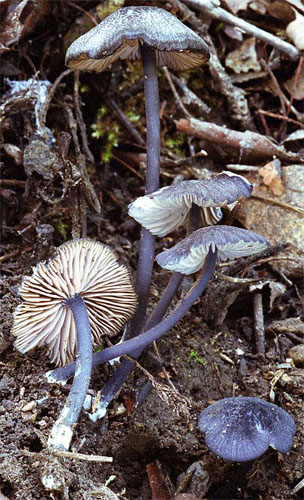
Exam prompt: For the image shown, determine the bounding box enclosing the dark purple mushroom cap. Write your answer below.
[198,397,296,462]
[128,173,252,237]
[156,225,269,275]
[65,6,209,72]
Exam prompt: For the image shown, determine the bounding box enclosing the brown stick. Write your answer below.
[176,118,304,163]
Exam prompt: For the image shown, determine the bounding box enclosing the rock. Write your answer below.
[239,165,304,277]
[288,345,304,367]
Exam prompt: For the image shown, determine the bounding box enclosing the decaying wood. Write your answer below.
[176,118,304,163]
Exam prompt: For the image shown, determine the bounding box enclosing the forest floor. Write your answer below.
[0,1,303,499]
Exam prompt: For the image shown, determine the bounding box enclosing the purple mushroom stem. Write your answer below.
[92,272,184,415]
[123,43,160,341]
[48,247,217,384]
[66,204,201,415]
[48,294,93,450]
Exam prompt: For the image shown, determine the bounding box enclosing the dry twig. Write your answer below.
[184,0,299,60]
[176,117,304,163]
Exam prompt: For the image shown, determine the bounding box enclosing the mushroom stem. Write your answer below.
[140,42,160,194]
[89,272,184,420]
[124,43,160,341]
[48,294,93,451]
[80,206,200,419]
[48,248,217,384]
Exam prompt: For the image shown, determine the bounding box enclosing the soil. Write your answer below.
[0,1,303,499]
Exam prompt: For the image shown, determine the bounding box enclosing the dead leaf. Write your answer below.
[238,165,304,277]
[249,1,271,15]
[146,460,173,500]
[0,0,50,53]
[121,392,135,417]
[285,64,304,100]
[268,1,295,21]
[225,37,261,74]
[259,159,285,196]
[222,0,251,14]
[286,8,304,50]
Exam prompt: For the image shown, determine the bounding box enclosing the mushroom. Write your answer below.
[198,397,296,462]
[12,238,136,450]
[128,172,253,237]
[49,226,269,385]
[65,6,210,337]
[49,247,218,386]
[156,225,269,275]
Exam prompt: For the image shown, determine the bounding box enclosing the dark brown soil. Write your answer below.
[0,1,303,499]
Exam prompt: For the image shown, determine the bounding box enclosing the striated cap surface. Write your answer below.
[66,6,209,72]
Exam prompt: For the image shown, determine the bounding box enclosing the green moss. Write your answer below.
[164,132,185,157]
[53,218,69,240]
[189,350,206,365]
[91,106,121,162]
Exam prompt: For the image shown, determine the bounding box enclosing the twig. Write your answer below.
[253,292,266,357]
[176,117,304,163]
[165,0,256,130]
[214,271,263,284]
[67,1,98,25]
[258,109,303,127]
[52,450,113,463]
[73,71,94,163]
[183,0,299,60]
[39,69,73,128]
[169,73,211,117]
[252,193,304,214]
[0,179,25,188]
[162,67,191,118]
[0,249,21,263]
[291,477,304,496]
[112,153,145,180]
[226,164,259,172]
[106,96,145,146]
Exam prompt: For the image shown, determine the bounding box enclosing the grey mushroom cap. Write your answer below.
[12,239,137,366]
[156,225,269,275]
[198,397,296,462]
[66,6,209,72]
[128,172,252,237]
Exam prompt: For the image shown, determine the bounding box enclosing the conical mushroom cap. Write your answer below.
[12,239,137,366]
[66,6,209,72]
[198,397,296,462]
[129,173,252,237]
[156,225,269,274]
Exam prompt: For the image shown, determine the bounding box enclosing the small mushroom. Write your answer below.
[129,172,252,237]
[156,225,270,275]
[198,397,296,462]
[13,238,137,366]
[12,238,136,451]
[66,6,210,337]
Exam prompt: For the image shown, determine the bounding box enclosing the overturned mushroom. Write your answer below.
[13,239,137,366]
[198,397,296,462]
[129,172,252,237]
[156,225,269,275]
[12,239,136,450]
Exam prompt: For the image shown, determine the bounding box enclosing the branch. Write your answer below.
[184,0,299,60]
